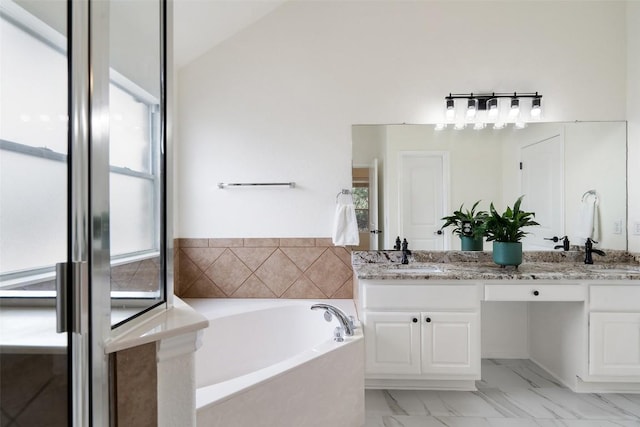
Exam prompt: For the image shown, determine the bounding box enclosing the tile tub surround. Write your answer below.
[175,238,354,299]
[365,359,640,426]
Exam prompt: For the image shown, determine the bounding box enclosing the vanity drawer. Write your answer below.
[484,284,586,301]
[363,284,481,310]
[590,286,640,311]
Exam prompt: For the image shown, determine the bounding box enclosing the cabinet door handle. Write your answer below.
[425,317,431,323]
[412,317,418,323]
[533,290,539,296]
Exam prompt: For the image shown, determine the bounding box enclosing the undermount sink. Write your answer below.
[383,265,443,274]
[584,265,640,274]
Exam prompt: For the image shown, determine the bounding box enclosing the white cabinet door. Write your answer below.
[421,312,480,376]
[590,312,640,376]
[365,312,421,375]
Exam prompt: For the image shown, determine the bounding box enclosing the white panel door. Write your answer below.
[520,135,564,249]
[421,312,481,377]
[399,152,447,250]
[364,311,421,375]
[369,158,380,250]
[589,312,640,376]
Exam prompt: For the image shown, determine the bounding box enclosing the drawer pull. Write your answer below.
[412,317,418,323]
[425,317,431,323]
[533,290,540,296]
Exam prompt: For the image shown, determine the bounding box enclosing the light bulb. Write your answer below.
[508,98,520,118]
[445,99,455,121]
[531,97,542,118]
[515,121,527,129]
[434,123,446,131]
[466,99,477,119]
[493,122,506,130]
[454,122,466,130]
[473,122,486,130]
[487,98,499,118]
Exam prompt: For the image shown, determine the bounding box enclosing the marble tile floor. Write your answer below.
[365,359,640,427]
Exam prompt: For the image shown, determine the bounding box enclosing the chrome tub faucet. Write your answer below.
[311,303,355,341]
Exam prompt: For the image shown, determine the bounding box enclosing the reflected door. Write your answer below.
[520,135,564,249]
[399,152,448,250]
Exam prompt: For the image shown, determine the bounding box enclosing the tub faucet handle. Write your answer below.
[333,326,345,342]
[348,315,357,330]
[311,303,354,336]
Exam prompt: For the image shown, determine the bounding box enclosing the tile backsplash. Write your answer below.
[175,238,353,299]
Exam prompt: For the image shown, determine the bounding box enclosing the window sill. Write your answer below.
[0,297,208,355]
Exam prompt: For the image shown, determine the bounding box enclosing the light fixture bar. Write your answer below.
[441,91,543,131]
[445,92,542,110]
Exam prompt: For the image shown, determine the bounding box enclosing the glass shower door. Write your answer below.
[0,1,72,425]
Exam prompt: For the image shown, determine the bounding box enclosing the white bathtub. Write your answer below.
[185,298,364,427]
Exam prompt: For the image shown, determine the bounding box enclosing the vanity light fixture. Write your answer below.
[440,92,543,130]
[445,98,455,120]
[508,97,520,118]
[531,96,542,118]
[466,98,477,119]
[487,98,499,118]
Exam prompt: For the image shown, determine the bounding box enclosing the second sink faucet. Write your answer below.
[584,238,606,264]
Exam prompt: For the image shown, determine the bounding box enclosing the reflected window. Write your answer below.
[0,7,67,288]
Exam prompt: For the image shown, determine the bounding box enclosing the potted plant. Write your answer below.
[484,196,539,267]
[440,201,488,251]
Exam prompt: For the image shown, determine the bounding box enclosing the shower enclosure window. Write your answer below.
[0,8,68,285]
[0,5,166,319]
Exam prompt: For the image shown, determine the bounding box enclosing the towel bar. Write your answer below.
[217,182,296,189]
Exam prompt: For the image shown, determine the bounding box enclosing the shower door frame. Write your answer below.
[68,0,111,425]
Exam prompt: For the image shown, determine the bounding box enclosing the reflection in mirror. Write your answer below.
[352,122,627,252]
[109,0,165,326]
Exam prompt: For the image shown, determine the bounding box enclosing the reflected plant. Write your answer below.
[440,201,488,239]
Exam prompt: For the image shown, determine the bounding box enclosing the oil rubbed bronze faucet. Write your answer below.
[584,238,606,264]
[401,238,411,264]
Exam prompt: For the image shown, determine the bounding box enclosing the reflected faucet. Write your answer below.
[545,236,570,251]
[401,238,411,264]
[584,238,606,264]
[310,303,355,338]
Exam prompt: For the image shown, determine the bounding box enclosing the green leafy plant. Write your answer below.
[484,196,539,243]
[440,201,488,239]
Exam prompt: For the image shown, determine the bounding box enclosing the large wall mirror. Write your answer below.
[352,122,627,252]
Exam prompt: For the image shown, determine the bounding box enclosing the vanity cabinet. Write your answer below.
[588,285,640,378]
[421,311,480,376]
[364,311,421,375]
[364,311,480,377]
[359,280,482,389]
[589,312,640,376]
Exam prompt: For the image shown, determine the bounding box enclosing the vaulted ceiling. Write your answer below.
[173,0,288,69]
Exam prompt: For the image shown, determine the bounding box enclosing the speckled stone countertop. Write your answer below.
[352,250,640,281]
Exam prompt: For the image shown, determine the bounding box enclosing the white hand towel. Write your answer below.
[332,198,359,247]
[577,193,599,241]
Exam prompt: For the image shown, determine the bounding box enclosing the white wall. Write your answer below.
[628,2,640,253]
[177,1,627,238]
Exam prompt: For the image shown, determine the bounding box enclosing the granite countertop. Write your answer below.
[352,250,640,281]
